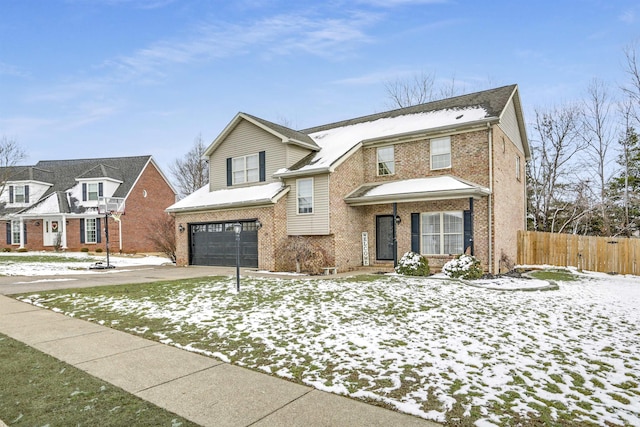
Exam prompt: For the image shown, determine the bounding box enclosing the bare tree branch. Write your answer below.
[169,134,209,199]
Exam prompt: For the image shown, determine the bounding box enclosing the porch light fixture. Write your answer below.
[178,224,185,233]
[255,220,262,230]
[395,215,401,225]
[233,222,242,292]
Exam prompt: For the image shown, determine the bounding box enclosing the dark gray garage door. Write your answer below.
[189,221,258,267]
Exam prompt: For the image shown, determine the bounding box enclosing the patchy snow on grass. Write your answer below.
[0,251,172,276]
[18,271,640,426]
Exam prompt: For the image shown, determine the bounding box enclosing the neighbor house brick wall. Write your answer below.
[120,161,176,253]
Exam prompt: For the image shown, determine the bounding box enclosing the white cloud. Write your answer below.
[619,9,636,23]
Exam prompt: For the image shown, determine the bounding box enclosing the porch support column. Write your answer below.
[61,215,68,249]
[19,217,25,249]
[469,197,474,256]
[393,202,398,268]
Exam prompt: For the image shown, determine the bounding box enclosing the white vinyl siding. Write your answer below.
[377,146,395,176]
[208,120,314,191]
[498,99,526,155]
[297,178,313,214]
[421,211,463,255]
[287,174,330,235]
[430,136,451,170]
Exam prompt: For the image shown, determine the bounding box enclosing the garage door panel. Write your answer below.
[190,221,258,268]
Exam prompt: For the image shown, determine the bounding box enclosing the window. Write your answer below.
[85,218,97,243]
[87,183,99,201]
[14,186,25,203]
[232,154,259,185]
[421,211,463,254]
[297,178,313,214]
[430,136,451,170]
[515,155,521,181]
[377,146,395,176]
[11,221,20,245]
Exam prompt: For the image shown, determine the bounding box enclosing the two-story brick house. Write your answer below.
[0,155,177,253]
[168,85,529,273]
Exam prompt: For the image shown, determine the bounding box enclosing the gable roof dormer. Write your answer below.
[75,163,124,182]
[203,112,320,158]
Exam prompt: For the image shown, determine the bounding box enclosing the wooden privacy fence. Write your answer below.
[517,230,640,275]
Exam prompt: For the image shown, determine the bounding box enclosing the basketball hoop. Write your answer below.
[111,211,122,222]
[91,196,126,270]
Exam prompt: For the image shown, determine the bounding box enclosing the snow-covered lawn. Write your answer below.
[0,251,172,276]
[15,269,640,426]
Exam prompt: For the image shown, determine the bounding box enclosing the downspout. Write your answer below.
[61,215,68,249]
[392,202,398,268]
[487,123,493,274]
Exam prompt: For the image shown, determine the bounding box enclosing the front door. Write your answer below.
[43,219,61,247]
[376,215,394,261]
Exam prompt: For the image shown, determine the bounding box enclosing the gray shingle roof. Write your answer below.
[299,84,517,134]
[242,113,319,149]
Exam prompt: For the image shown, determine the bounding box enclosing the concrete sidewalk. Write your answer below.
[0,294,440,427]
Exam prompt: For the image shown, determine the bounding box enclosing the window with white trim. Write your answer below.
[297,178,313,214]
[232,154,259,184]
[14,186,26,203]
[11,220,21,245]
[377,146,395,176]
[85,218,97,243]
[87,183,99,201]
[421,211,463,254]
[430,136,451,170]
[515,155,521,181]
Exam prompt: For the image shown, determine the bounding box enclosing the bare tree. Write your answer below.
[385,71,437,108]
[623,42,640,122]
[170,134,209,198]
[527,105,587,232]
[0,136,27,199]
[145,214,176,262]
[582,78,615,235]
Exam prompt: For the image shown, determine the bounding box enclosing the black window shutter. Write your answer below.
[9,186,13,203]
[98,182,103,197]
[259,151,266,182]
[80,219,85,243]
[23,222,27,245]
[464,210,473,255]
[96,218,102,243]
[411,213,420,253]
[82,183,87,201]
[6,222,11,244]
[25,185,29,203]
[226,158,232,186]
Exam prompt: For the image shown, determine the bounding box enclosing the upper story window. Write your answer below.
[232,154,259,184]
[297,178,313,214]
[430,136,451,170]
[82,182,103,201]
[377,146,395,176]
[9,185,29,204]
[515,155,521,181]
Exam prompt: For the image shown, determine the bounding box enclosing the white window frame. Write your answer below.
[87,183,99,201]
[376,146,395,176]
[11,220,21,245]
[85,218,97,244]
[420,211,463,255]
[296,178,314,215]
[14,185,26,203]
[430,136,451,170]
[515,155,521,181]
[232,154,259,185]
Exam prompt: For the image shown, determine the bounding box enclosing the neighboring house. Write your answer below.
[0,156,177,253]
[167,85,529,273]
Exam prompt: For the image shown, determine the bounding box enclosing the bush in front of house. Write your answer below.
[442,254,483,280]
[277,236,329,275]
[395,251,430,276]
[95,248,103,253]
[81,247,89,253]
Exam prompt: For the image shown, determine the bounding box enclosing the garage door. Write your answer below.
[189,221,258,267]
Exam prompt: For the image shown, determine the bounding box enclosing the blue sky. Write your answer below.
[1,0,639,175]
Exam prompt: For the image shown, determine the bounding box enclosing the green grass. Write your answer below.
[0,254,95,263]
[0,333,198,427]
[528,269,579,282]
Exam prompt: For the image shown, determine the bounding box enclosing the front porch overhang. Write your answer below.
[344,176,491,206]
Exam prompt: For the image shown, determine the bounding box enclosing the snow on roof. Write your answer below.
[280,106,488,175]
[167,182,287,212]
[345,176,491,205]
[21,193,60,215]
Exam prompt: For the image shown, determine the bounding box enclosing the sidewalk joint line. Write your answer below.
[246,389,315,426]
